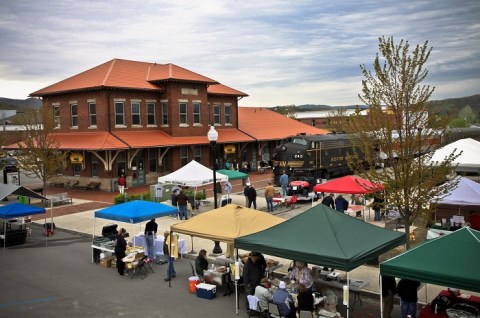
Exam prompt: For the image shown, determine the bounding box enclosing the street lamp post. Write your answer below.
[207,126,223,254]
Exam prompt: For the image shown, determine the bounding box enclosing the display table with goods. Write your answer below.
[418,289,480,318]
[132,233,187,257]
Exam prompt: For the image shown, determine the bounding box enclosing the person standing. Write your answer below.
[322,193,335,209]
[264,182,275,212]
[288,261,314,292]
[244,183,251,207]
[114,228,127,276]
[240,165,249,186]
[397,278,421,318]
[247,184,257,209]
[144,219,158,260]
[223,181,232,206]
[280,171,289,198]
[177,189,189,220]
[373,192,385,221]
[117,175,126,194]
[243,252,264,308]
[335,194,349,213]
[382,275,397,318]
[195,249,209,277]
[164,231,177,281]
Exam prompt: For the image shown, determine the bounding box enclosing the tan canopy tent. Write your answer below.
[171,204,285,244]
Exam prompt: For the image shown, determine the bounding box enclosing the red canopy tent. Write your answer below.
[313,175,384,194]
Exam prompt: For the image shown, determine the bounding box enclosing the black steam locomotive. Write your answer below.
[271,127,480,186]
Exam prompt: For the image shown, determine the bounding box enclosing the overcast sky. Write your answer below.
[0,0,479,107]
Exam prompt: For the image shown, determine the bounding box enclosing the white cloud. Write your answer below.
[0,0,479,105]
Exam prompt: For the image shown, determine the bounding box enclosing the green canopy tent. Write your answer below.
[235,204,405,318]
[215,169,248,180]
[380,227,480,293]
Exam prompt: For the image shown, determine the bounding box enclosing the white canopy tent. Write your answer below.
[429,138,480,172]
[157,160,228,186]
[434,176,480,205]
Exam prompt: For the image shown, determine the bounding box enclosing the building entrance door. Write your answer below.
[131,156,145,186]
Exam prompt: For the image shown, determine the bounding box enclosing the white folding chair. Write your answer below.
[247,295,261,317]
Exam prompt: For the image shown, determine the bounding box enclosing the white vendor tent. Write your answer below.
[157,160,228,186]
[429,138,480,171]
[434,176,480,206]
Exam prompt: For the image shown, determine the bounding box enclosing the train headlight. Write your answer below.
[280,145,287,152]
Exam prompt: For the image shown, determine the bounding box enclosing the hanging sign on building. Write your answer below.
[70,152,84,164]
[224,144,236,154]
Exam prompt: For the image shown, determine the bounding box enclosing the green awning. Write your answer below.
[216,169,248,181]
[380,227,480,292]
[235,204,406,271]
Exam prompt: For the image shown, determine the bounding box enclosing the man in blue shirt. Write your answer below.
[279,171,289,198]
[335,195,349,213]
[272,281,295,318]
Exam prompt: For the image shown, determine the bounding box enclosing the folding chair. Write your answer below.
[298,310,314,318]
[247,295,261,317]
[286,195,298,209]
[268,302,283,318]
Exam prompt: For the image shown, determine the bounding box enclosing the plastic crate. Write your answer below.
[196,283,216,299]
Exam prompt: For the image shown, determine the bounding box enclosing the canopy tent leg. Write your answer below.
[345,272,350,318]
[188,236,196,255]
[380,274,383,318]
[235,247,239,315]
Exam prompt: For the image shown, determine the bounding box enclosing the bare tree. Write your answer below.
[345,37,460,249]
[14,107,66,195]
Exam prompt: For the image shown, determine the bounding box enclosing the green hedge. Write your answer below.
[113,192,152,205]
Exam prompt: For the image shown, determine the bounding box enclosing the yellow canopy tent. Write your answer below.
[171,204,285,244]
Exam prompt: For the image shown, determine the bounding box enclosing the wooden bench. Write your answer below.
[86,182,101,191]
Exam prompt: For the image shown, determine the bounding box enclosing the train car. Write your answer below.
[442,127,480,145]
[272,133,357,185]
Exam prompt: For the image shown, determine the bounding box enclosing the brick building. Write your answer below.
[6,58,326,191]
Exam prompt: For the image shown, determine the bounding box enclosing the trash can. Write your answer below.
[111,179,118,192]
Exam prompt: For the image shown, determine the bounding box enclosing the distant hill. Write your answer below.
[0,97,42,110]
[428,94,480,116]
[275,94,479,114]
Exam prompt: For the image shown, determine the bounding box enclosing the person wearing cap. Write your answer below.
[246,184,257,209]
[242,252,264,308]
[289,261,314,292]
[254,277,273,314]
[273,281,296,318]
[144,219,158,260]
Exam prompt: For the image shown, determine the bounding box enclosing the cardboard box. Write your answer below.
[196,283,216,299]
[100,258,113,268]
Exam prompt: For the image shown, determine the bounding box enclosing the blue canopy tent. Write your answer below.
[93,200,177,246]
[0,203,46,250]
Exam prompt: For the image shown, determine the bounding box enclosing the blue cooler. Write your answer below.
[196,283,216,299]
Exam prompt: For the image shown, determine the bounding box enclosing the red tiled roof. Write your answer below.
[31,59,219,96]
[238,107,329,140]
[3,132,129,151]
[114,128,254,148]
[147,63,218,84]
[207,83,248,97]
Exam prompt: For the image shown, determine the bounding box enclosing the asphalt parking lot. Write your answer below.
[0,224,408,318]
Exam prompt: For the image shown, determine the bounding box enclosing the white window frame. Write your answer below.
[179,101,188,126]
[161,100,168,126]
[115,100,126,127]
[147,101,156,126]
[88,101,97,128]
[193,101,201,125]
[52,103,60,129]
[70,102,78,128]
[224,103,231,125]
[131,100,141,126]
[213,103,221,125]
